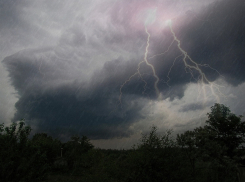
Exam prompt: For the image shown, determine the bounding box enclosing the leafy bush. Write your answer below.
[0,120,50,181]
[31,133,61,167]
[124,126,189,182]
[62,135,94,170]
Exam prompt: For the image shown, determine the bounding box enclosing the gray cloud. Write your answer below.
[179,102,213,112]
[176,0,245,85]
[3,50,146,139]
[148,0,245,88]
[2,0,245,142]
[12,85,143,139]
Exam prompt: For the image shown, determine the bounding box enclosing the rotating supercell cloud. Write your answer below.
[1,0,244,148]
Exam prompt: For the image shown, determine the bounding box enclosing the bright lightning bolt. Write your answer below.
[166,19,225,103]
[119,14,225,105]
[119,9,161,104]
[144,25,160,97]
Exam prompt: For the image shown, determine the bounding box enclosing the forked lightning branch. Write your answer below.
[119,11,225,104]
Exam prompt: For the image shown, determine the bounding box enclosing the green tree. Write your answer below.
[63,135,94,169]
[177,103,244,182]
[178,103,245,159]
[177,130,199,180]
[206,103,245,158]
[31,133,61,166]
[138,126,176,150]
[0,120,50,181]
[0,120,31,181]
[126,126,188,182]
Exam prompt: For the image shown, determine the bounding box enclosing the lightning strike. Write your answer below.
[144,25,160,97]
[119,25,161,104]
[119,15,225,105]
[119,8,162,104]
[167,20,225,103]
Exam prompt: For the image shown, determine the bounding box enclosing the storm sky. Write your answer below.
[1,0,245,149]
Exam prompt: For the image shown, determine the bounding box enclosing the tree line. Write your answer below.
[1,103,245,182]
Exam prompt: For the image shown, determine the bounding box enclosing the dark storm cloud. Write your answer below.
[149,0,245,87]
[101,0,245,100]
[186,0,245,86]
[12,84,143,139]
[3,50,146,139]
[2,0,245,140]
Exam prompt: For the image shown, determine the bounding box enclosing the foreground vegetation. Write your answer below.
[1,103,245,182]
